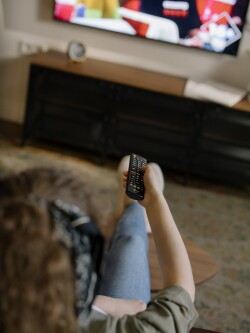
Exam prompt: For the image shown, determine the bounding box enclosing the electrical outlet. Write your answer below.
[18,40,47,56]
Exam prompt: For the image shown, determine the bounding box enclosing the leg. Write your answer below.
[97,155,165,304]
[98,201,151,304]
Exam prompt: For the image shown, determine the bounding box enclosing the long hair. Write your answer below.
[0,200,77,333]
[0,167,115,237]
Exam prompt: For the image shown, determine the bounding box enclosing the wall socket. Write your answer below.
[18,40,48,55]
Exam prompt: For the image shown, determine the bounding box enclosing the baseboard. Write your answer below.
[0,119,23,141]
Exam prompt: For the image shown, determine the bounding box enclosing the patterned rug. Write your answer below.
[0,142,249,333]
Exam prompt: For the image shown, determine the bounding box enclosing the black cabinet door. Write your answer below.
[23,65,109,152]
[111,85,197,170]
[193,105,250,186]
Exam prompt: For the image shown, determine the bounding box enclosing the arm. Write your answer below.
[125,165,195,302]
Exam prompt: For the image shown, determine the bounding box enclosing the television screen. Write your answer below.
[53,0,250,56]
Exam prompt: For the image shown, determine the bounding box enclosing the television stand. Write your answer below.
[22,51,250,188]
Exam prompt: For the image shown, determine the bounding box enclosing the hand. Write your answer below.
[93,295,146,317]
[123,165,163,208]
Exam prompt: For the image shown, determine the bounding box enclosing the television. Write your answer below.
[53,0,250,56]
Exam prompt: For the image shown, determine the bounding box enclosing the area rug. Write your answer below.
[0,142,249,333]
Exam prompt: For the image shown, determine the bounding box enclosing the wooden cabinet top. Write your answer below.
[31,51,250,113]
[31,51,186,97]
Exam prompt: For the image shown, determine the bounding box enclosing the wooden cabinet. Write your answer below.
[22,51,250,188]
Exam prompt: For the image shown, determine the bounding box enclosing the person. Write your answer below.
[0,156,198,333]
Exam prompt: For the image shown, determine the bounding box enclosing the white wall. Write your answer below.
[1,0,250,124]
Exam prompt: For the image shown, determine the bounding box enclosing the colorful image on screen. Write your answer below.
[54,0,249,56]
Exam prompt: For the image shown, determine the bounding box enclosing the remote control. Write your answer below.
[126,153,147,200]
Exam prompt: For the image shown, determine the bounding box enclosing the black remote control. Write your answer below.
[126,153,147,201]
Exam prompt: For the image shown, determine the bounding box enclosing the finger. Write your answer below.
[140,165,149,172]
[123,175,128,182]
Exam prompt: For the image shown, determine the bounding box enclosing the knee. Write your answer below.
[118,234,147,250]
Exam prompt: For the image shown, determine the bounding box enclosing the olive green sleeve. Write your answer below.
[88,286,198,333]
